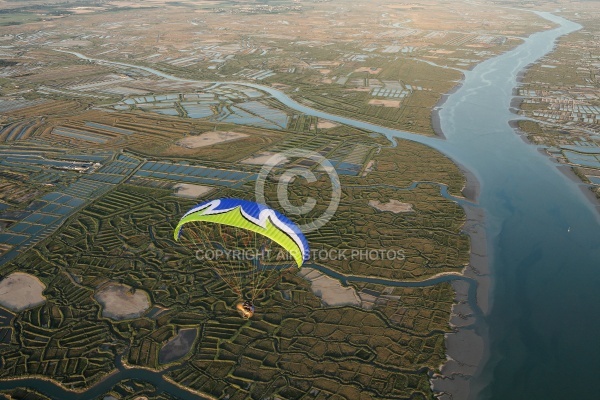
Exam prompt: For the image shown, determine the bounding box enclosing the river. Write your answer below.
[0,355,212,400]
[437,12,600,400]
[29,10,600,399]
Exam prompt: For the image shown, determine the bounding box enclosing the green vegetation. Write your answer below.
[0,12,41,26]
[167,283,447,399]
[275,58,462,135]
[0,388,51,400]
[0,110,467,398]
[0,1,490,396]
[100,379,179,400]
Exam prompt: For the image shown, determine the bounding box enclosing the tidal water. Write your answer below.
[437,12,600,399]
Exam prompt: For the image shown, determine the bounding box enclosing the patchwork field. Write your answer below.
[0,103,468,397]
[0,0,541,398]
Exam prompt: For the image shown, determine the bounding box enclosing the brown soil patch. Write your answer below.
[176,131,248,149]
[369,199,414,213]
[368,99,401,107]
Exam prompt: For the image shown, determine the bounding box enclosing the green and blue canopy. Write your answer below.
[174,198,309,267]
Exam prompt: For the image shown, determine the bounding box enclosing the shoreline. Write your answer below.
[430,11,594,399]
[510,117,600,214]
[431,79,465,140]
[430,167,491,400]
[559,164,600,214]
[429,61,489,400]
[509,58,600,214]
[456,161,481,202]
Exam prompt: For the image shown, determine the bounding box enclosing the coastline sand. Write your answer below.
[556,162,600,214]
[430,155,491,399]
[431,78,465,140]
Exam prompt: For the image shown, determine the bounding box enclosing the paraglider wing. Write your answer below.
[174,198,309,316]
[174,198,309,267]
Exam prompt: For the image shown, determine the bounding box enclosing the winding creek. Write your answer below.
[3,10,598,399]
[0,356,212,400]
